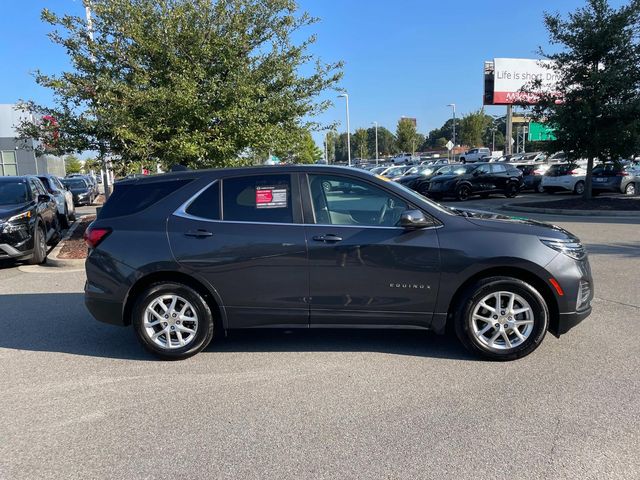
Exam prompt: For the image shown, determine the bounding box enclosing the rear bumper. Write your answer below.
[85,291,126,326]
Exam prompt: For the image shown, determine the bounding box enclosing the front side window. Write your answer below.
[476,164,491,174]
[222,174,293,224]
[309,174,408,227]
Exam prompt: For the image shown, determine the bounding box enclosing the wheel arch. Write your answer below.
[122,271,227,332]
[445,266,560,335]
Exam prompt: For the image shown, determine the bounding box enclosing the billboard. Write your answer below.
[487,58,560,105]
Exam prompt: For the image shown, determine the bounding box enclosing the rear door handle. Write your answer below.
[184,229,213,238]
[312,234,343,243]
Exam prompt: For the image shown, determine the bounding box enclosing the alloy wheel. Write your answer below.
[470,291,534,350]
[626,183,635,195]
[142,295,199,350]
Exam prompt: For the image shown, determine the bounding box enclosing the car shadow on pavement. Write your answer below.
[584,241,640,257]
[0,292,475,361]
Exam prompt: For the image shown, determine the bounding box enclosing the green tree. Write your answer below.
[531,0,640,199]
[334,132,350,162]
[325,130,337,163]
[396,118,418,153]
[293,131,323,164]
[353,128,369,159]
[64,155,82,174]
[17,0,342,171]
[460,109,490,147]
[367,126,396,156]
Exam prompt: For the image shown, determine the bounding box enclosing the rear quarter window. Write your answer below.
[98,179,192,219]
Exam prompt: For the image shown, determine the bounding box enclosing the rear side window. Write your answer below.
[186,182,220,220]
[491,164,506,173]
[222,174,293,223]
[99,179,192,219]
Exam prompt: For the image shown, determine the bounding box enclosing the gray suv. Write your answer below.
[84,165,593,360]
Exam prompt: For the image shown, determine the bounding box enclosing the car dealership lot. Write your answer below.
[1,204,639,479]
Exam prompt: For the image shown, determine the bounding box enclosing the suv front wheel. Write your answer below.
[132,282,215,360]
[454,277,549,360]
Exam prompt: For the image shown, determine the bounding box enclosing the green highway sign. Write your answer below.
[528,122,556,141]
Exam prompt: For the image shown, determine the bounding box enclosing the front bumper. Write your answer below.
[554,307,592,336]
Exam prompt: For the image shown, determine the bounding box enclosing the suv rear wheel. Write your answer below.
[573,181,585,195]
[456,184,471,201]
[132,282,215,360]
[504,182,519,198]
[454,277,549,360]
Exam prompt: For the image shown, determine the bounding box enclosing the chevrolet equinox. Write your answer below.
[84,166,593,360]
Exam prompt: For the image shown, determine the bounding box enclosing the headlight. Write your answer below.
[540,238,586,261]
[7,211,31,223]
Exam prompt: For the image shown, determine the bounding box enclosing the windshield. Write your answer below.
[436,165,473,175]
[369,166,387,175]
[405,165,433,175]
[62,179,88,189]
[382,166,406,176]
[0,180,29,205]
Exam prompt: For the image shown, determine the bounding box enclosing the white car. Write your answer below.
[459,147,491,163]
[37,174,76,228]
[541,163,587,194]
[390,153,418,164]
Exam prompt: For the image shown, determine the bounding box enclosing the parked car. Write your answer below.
[390,153,418,164]
[84,165,593,361]
[378,165,411,180]
[37,174,76,228]
[0,176,60,264]
[459,147,491,163]
[520,152,547,164]
[61,177,95,206]
[590,161,639,195]
[397,164,469,197]
[425,162,523,201]
[517,164,550,193]
[541,163,587,194]
[68,173,99,196]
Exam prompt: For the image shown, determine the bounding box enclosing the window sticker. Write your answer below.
[255,186,288,209]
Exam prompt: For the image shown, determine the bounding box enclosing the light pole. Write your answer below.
[372,121,379,165]
[491,127,496,152]
[338,93,351,166]
[447,103,456,151]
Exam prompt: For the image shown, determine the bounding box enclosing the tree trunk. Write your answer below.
[582,156,594,200]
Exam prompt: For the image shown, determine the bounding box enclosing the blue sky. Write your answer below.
[0,0,627,148]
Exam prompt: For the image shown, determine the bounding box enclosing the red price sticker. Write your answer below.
[256,189,273,204]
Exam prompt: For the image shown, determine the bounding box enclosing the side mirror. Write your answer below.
[38,194,51,203]
[399,209,433,229]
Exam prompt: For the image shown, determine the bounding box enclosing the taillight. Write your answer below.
[617,171,628,176]
[84,226,111,249]
[533,169,545,175]
[569,170,579,175]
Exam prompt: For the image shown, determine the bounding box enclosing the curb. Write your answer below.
[47,219,87,268]
[501,203,640,217]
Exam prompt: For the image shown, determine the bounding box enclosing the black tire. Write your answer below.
[132,282,215,360]
[536,183,545,193]
[573,181,585,195]
[48,216,62,246]
[454,276,549,361]
[504,182,519,198]
[59,207,70,229]
[69,208,76,222]
[456,184,472,201]
[27,224,47,265]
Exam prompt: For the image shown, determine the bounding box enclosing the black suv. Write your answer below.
[426,162,523,201]
[0,176,60,264]
[85,166,593,360]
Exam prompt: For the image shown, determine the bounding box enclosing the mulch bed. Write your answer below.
[523,196,640,211]
[57,215,96,259]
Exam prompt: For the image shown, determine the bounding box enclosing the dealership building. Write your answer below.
[0,104,65,177]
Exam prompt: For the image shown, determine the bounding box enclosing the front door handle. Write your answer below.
[312,234,343,243]
[184,229,213,238]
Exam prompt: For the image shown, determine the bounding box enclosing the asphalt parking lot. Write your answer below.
[1,194,639,479]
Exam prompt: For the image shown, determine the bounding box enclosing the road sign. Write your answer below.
[528,122,556,141]
[446,140,454,151]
